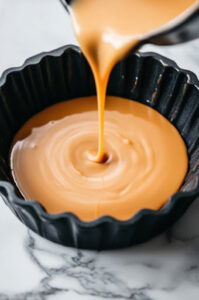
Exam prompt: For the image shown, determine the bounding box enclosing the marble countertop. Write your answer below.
[0,1,199,299]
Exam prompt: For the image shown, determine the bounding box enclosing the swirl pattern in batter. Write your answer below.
[11,96,188,221]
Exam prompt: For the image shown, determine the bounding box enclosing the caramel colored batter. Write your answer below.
[11,97,188,221]
[11,0,194,220]
[70,0,196,162]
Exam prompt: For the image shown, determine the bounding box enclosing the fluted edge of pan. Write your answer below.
[0,45,198,250]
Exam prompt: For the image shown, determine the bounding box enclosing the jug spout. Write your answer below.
[59,0,199,46]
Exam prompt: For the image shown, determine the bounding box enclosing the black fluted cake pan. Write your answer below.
[0,45,198,250]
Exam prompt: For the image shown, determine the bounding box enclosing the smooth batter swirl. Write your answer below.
[11,96,188,221]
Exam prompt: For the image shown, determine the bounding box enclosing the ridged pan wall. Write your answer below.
[0,45,198,250]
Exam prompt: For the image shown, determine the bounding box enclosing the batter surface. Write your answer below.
[11,96,188,221]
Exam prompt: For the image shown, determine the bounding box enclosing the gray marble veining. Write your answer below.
[1,197,199,300]
[0,0,199,299]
